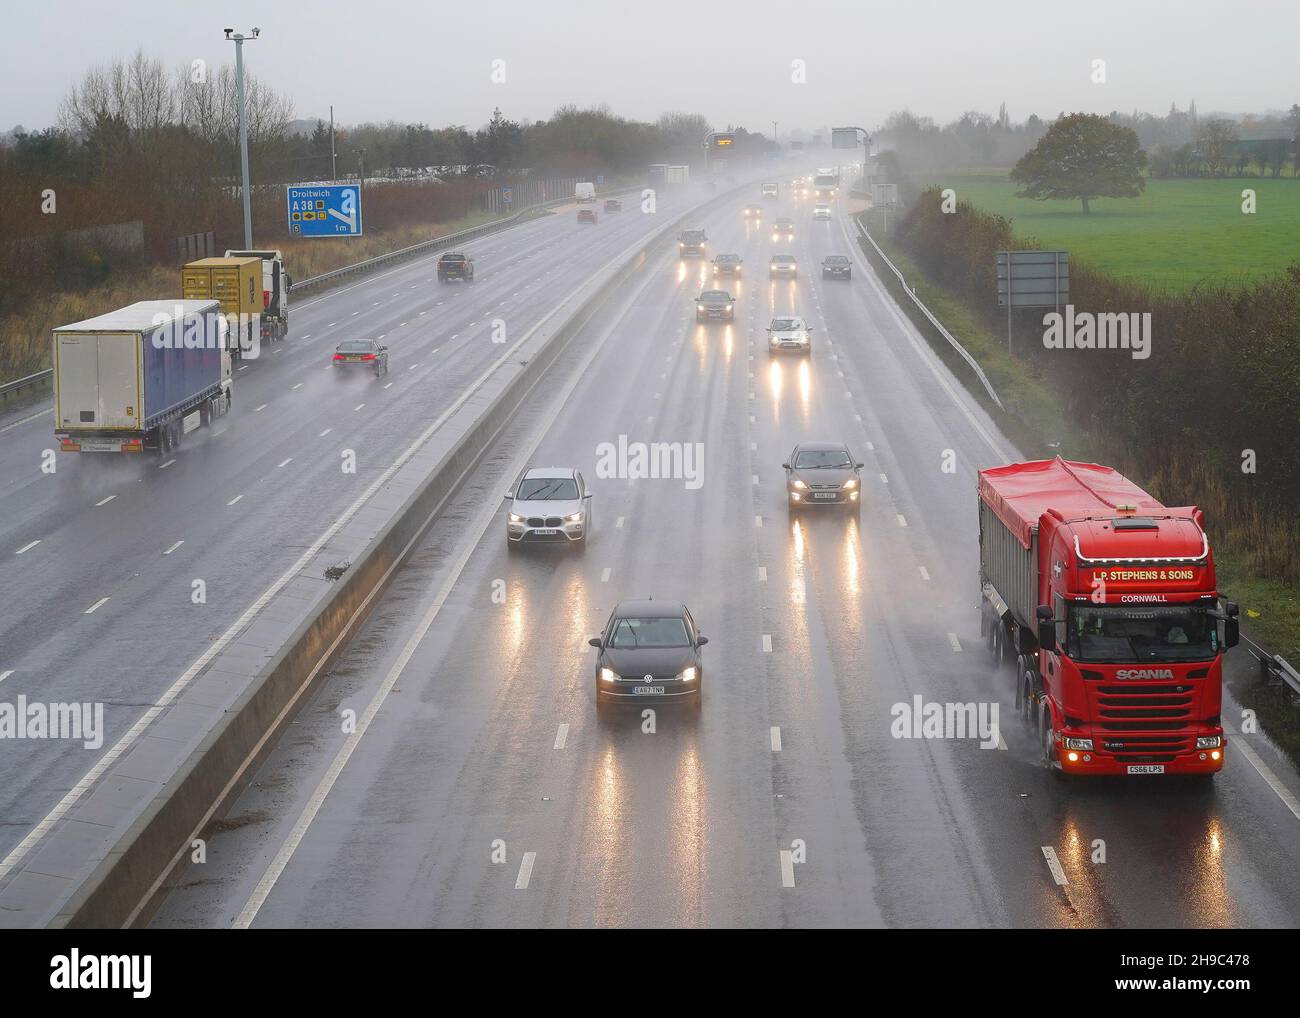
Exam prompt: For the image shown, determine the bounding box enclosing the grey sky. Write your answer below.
[3,0,1297,134]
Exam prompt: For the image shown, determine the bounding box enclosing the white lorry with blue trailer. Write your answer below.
[53,299,233,456]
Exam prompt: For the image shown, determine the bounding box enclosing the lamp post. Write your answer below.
[224,27,261,248]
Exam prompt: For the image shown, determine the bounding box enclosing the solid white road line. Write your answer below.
[0,407,52,435]
[600,568,611,583]
[277,458,293,469]
[0,671,13,684]
[159,459,176,469]
[770,727,782,752]
[758,566,767,582]
[553,724,569,750]
[84,597,108,615]
[15,540,40,555]
[1041,846,1069,886]
[919,566,931,581]
[1228,728,1300,823]
[897,514,908,527]
[779,850,796,888]
[230,228,677,927]
[947,633,962,652]
[516,852,537,889]
[163,540,184,555]
[227,495,243,506]
[615,516,624,528]
[762,634,773,653]
[95,496,115,507]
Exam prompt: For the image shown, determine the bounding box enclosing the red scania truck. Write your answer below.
[978,457,1239,778]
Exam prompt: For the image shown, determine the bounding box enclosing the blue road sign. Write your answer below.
[287,183,363,237]
[502,187,513,205]
[596,174,605,185]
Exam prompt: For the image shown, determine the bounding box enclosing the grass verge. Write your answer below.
[854,206,1300,764]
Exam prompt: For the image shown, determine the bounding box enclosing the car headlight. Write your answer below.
[677,666,697,682]
[792,479,807,490]
[508,513,525,523]
[1196,735,1222,749]
[600,668,620,684]
[1064,737,1094,751]
[843,478,857,490]
[564,512,584,523]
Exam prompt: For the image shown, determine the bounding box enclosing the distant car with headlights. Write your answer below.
[766,314,812,354]
[604,197,623,212]
[783,442,864,513]
[505,467,592,550]
[822,254,852,279]
[577,208,597,224]
[769,253,798,279]
[332,338,389,377]
[678,229,708,258]
[744,204,763,219]
[813,203,832,221]
[589,599,708,708]
[695,289,736,322]
[712,253,743,277]
[436,252,474,282]
[773,217,795,240]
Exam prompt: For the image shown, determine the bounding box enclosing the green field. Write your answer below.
[911,170,1300,292]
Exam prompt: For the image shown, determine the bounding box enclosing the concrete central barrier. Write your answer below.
[0,181,751,928]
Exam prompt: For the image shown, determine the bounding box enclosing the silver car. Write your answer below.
[767,315,813,355]
[505,467,592,550]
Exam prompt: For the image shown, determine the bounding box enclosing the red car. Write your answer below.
[604,198,623,212]
[577,209,597,224]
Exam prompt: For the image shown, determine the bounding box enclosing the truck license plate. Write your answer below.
[1127,764,1165,775]
[78,439,119,452]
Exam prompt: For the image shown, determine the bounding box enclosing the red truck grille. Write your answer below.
[1095,683,1195,721]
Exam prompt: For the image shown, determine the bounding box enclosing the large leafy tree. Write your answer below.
[1010,113,1146,213]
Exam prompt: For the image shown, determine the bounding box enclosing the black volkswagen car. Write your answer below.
[589,599,708,709]
[822,254,853,280]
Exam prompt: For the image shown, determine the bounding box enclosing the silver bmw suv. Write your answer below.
[505,467,592,550]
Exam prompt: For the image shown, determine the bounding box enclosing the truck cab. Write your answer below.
[979,457,1237,779]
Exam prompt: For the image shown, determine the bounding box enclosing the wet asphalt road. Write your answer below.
[18,184,1300,929]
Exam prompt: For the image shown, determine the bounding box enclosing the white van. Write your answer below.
[575,182,596,203]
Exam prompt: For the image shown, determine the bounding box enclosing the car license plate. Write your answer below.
[1127,764,1165,775]
[531,528,557,535]
[632,686,664,695]
[813,492,837,500]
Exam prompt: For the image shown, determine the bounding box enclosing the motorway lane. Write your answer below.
[0,184,723,866]
[152,187,1300,928]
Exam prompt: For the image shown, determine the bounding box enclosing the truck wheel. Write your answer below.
[1040,703,1057,768]
[1019,669,1036,725]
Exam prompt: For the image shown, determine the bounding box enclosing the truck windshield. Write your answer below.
[1067,605,1218,663]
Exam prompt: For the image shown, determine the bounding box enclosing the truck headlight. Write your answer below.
[600,668,619,684]
[1064,737,1094,751]
[1196,735,1222,749]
